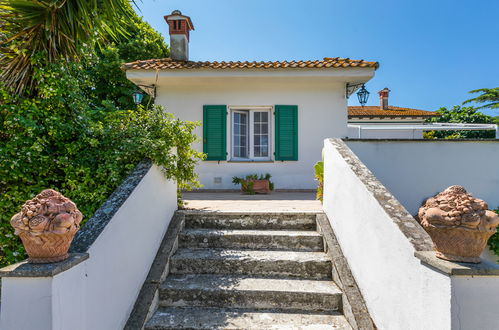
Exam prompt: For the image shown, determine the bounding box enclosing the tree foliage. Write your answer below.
[463,87,499,110]
[424,106,496,139]
[88,13,169,109]
[0,7,203,267]
[0,0,134,95]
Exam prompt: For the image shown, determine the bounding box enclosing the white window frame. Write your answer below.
[228,106,273,161]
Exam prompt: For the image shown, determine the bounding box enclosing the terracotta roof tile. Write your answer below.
[121,57,379,71]
[348,106,439,118]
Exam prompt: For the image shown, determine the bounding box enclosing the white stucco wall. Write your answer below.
[346,140,499,215]
[323,139,452,330]
[451,276,499,329]
[156,77,346,189]
[84,164,177,330]
[127,68,375,190]
[1,262,87,330]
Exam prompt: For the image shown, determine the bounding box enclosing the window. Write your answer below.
[230,108,271,161]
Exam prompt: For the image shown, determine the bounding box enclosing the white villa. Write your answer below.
[1,9,498,330]
[124,10,378,190]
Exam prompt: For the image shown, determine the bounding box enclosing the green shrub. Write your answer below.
[0,61,203,267]
[425,106,496,139]
[314,161,324,202]
[487,208,499,261]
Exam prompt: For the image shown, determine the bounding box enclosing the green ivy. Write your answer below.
[0,59,203,268]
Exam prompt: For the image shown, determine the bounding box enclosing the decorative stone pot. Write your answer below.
[418,186,499,263]
[10,189,83,263]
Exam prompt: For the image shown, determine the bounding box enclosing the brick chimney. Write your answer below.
[164,10,194,61]
[378,88,390,110]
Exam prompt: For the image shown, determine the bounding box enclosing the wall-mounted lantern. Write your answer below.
[357,84,370,106]
[132,89,144,105]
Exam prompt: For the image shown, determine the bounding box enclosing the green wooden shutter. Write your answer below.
[274,105,298,161]
[203,105,227,160]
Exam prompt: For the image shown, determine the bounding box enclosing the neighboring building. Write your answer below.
[123,10,378,190]
[348,88,439,124]
[347,88,440,139]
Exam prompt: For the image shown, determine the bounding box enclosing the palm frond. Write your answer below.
[463,87,499,109]
[0,0,134,96]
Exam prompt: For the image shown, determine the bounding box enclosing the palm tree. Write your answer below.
[463,87,499,110]
[0,0,133,96]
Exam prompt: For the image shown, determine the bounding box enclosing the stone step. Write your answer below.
[182,211,318,231]
[159,274,342,311]
[170,248,332,279]
[179,229,324,251]
[145,307,351,330]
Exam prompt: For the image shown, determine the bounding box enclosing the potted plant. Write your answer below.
[232,173,274,194]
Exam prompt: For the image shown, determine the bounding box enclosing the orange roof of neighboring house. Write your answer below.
[348,106,439,118]
[121,57,379,71]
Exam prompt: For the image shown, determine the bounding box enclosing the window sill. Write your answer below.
[227,160,274,163]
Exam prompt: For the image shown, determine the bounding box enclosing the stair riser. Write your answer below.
[159,289,341,311]
[145,307,352,330]
[170,258,332,279]
[179,233,324,251]
[184,214,317,230]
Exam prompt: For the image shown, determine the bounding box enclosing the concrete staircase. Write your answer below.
[145,212,352,329]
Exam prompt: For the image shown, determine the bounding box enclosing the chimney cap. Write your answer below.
[164,10,195,30]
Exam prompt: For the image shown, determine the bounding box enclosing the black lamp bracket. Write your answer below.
[345,82,365,99]
[137,84,156,98]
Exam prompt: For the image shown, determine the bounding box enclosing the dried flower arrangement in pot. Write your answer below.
[418,185,499,263]
[232,173,274,194]
[10,189,83,263]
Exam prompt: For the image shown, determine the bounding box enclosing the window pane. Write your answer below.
[261,112,268,122]
[254,112,260,122]
[233,111,249,158]
[262,125,268,134]
[254,136,260,145]
[254,146,261,157]
[261,135,268,145]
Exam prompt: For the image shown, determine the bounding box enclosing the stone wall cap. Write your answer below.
[327,138,434,252]
[178,210,322,215]
[415,251,499,276]
[0,253,89,278]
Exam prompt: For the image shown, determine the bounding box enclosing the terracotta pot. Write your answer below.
[425,225,494,263]
[19,229,78,263]
[241,179,271,194]
[10,189,83,264]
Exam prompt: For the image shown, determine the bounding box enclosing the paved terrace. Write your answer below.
[182,192,322,212]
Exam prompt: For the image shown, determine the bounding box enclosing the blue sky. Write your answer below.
[135,0,499,116]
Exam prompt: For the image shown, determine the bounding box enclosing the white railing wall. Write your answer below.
[323,138,499,330]
[0,162,178,330]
